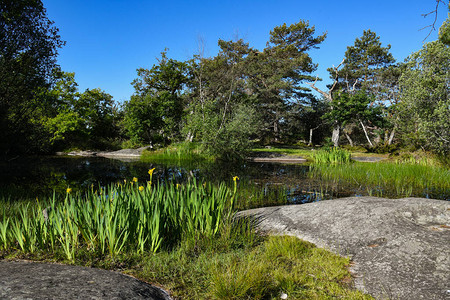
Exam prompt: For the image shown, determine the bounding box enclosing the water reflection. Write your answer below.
[0,156,448,202]
[0,156,308,198]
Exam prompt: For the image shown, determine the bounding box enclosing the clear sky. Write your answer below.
[43,0,449,103]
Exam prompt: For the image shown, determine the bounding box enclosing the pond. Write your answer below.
[0,156,448,204]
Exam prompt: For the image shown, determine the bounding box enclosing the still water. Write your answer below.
[0,156,447,203]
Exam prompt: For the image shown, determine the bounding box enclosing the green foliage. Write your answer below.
[0,0,65,154]
[325,91,383,128]
[331,30,395,95]
[198,104,258,161]
[368,143,399,154]
[439,4,450,45]
[247,20,326,142]
[182,20,327,157]
[40,71,120,150]
[324,30,398,148]
[184,40,259,159]
[123,51,188,146]
[398,40,450,155]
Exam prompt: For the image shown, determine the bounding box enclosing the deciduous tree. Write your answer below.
[398,40,450,155]
[124,51,188,146]
[0,0,64,154]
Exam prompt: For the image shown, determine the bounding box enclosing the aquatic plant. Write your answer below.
[309,162,450,199]
[311,147,352,164]
[141,142,212,164]
[0,174,236,260]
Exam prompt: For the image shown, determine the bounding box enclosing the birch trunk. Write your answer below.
[388,127,396,145]
[332,123,340,147]
[359,119,373,147]
[344,131,354,147]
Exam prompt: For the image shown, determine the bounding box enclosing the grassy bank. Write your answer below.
[252,147,315,160]
[0,173,371,299]
[309,162,450,199]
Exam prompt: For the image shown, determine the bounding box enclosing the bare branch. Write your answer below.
[351,79,359,92]
[435,130,450,143]
[420,0,448,41]
[307,58,345,102]
[307,77,332,101]
[330,58,345,93]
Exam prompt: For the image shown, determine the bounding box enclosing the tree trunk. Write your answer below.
[359,119,373,147]
[344,131,354,147]
[332,123,340,147]
[273,116,279,142]
[308,125,321,146]
[308,128,313,146]
[388,127,396,145]
[185,131,194,142]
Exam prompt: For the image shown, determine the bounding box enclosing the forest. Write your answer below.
[1,0,449,161]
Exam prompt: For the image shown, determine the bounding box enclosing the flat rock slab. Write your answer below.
[249,157,307,163]
[57,146,151,159]
[352,156,386,162]
[0,260,172,300]
[236,197,450,300]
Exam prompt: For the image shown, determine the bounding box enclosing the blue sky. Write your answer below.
[43,0,449,103]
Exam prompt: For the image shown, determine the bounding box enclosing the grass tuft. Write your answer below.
[141,142,213,164]
[312,147,352,164]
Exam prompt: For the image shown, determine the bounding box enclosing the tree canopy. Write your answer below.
[0,0,64,154]
[398,40,450,155]
[2,1,449,159]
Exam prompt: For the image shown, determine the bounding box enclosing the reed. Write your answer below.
[311,147,352,164]
[141,142,212,164]
[0,176,236,261]
[309,162,450,199]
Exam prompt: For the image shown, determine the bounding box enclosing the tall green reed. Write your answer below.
[312,147,352,164]
[309,162,450,199]
[0,174,237,261]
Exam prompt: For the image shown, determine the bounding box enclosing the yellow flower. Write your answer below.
[123,179,127,184]
[139,186,144,192]
[176,183,180,189]
[148,168,156,176]
[66,188,72,194]
[133,177,138,183]
[233,176,239,182]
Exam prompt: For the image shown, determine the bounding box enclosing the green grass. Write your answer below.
[309,162,450,199]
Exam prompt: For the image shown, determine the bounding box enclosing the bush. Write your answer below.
[367,144,398,154]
